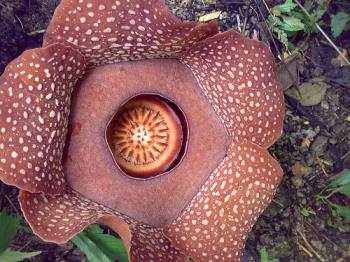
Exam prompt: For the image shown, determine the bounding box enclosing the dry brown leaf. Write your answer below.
[301,138,311,148]
[285,78,329,106]
[199,11,222,22]
[278,53,300,90]
[331,49,349,67]
[291,162,311,176]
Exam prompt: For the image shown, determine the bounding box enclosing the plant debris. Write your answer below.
[285,78,329,106]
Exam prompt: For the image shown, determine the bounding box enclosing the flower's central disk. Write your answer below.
[115,105,172,164]
[110,95,185,178]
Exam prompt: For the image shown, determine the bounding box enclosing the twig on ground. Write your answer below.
[14,15,24,32]
[305,221,348,255]
[236,14,242,32]
[294,0,350,66]
[341,150,350,160]
[316,157,330,177]
[241,6,249,36]
[298,242,314,258]
[1,190,20,215]
[272,199,284,207]
[297,229,326,261]
[18,238,35,251]
[27,29,46,36]
[254,0,283,60]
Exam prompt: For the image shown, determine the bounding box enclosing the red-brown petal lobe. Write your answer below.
[43,0,218,66]
[19,189,187,261]
[180,30,285,148]
[18,189,120,244]
[165,141,283,261]
[0,44,86,194]
[101,216,188,261]
[128,223,187,261]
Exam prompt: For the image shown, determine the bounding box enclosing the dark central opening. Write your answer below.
[106,94,188,179]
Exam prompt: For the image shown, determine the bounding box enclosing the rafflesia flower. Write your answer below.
[0,0,284,261]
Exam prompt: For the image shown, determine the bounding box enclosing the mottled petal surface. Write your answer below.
[44,0,218,66]
[0,44,86,194]
[19,189,188,261]
[0,1,286,261]
[19,189,116,244]
[180,31,285,148]
[128,223,187,261]
[165,141,283,261]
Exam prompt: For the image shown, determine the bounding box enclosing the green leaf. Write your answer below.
[327,169,350,197]
[331,11,350,38]
[331,209,337,217]
[17,225,33,234]
[301,208,310,217]
[273,27,289,48]
[268,16,289,48]
[85,225,128,262]
[72,233,112,262]
[304,17,319,33]
[260,247,269,262]
[304,0,329,20]
[314,7,327,20]
[333,204,350,223]
[329,169,350,188]
[0,248,41,262]
[304,0,313,12]
[281,15,305,31]
[0,211,20,253]
[259,247,279,262]
[336,183,350,197]
[273,0,297,14]
[326,218,337,228]
[72,225,129,262]
[301,0,328,33]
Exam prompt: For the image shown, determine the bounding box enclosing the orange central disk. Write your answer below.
[111,95,183,178]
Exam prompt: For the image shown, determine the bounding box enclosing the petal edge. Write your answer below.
[44,0,218,66]
[180,30,285,148]
[165,141,283,261]
[0,44,86,194]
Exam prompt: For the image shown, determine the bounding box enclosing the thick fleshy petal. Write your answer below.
[165,141,283,261]
[19,189,187,261]
[180,31,285,148]
[100,216,188,261]
[128,223,187,261]
[18,189,117,244]
[44,0,218,66]
[0,44,86,194]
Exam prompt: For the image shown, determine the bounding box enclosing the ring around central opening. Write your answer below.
[107,94,188,179]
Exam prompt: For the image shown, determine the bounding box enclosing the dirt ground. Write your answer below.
[0,0,349,261]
